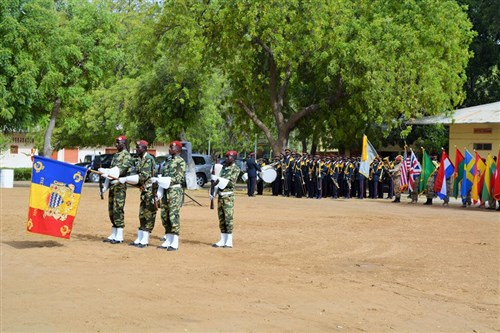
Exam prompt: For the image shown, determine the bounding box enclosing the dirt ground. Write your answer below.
[1,183,499,333]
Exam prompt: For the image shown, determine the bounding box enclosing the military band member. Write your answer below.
[212,150,241,248]
[283,149,294,197]
[343,158,354,198]
[102,135,133,244]
[256,158,265,195]
[271,155,282,196]
[246,152,261,197]
[293,153,305,198]
[158,141,186,251]
[382,157,393,199]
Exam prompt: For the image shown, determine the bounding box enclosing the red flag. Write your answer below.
[400,149,409,192]
[494,147,500,201]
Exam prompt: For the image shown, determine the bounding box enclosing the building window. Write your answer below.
[10,145,18,154]
[473,143,492,150]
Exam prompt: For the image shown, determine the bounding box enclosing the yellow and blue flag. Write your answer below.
[27,156,87,239]
[461,149,475,198]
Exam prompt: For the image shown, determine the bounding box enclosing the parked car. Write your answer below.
[156,153,213,188]
[75,153,115,183]
[217,157,247,181]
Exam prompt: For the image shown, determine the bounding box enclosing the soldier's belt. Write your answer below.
[169,184,182,189]
[219,191,233,197]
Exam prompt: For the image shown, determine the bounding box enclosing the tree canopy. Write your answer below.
[1,0,476,156]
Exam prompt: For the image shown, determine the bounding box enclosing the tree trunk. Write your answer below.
[42,99,61,157]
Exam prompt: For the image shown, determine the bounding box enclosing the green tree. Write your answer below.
[202,0,474,155]
[458,0,500,106]
[1,0,123,155]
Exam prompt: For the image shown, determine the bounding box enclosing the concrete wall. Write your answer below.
[1,133,170,168]
[449,123,500,162]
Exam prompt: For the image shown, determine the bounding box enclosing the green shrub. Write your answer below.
[0,168,32,181]
[14,168,32,181]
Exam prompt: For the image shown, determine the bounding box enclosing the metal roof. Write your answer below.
[409,101,500,125]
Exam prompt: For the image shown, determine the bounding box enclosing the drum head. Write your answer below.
[261,168,277,183]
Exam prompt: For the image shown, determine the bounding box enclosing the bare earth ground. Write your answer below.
[1,183,499,333]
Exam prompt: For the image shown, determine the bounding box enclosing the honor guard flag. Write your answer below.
[471,151,486,204]
[494,147,500,201]
[481,154,496,203]
[27,156,87,239]
[419,149,436,193]
[453,148,465,198]
[408,149,421,193]
[359,135,378,177]
[434,150,454,200]
[461,149,475,198]
[400,149,409,192]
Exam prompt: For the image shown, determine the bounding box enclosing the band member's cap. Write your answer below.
[170,141,182,150]
[136,140,148,147]
[285,148,291,152]
[226,150,238,157]
[116,135,127,141]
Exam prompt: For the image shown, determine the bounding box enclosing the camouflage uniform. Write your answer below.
[442,176,453,205]
[137,153,157,232]
[161,155,186,235]
[108,150,133,228]
[390,162,402,200]
[426,173,436,199]
[410,175,420,203]
[217,163,241,234]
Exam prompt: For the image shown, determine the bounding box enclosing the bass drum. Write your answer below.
[261,168,277,183]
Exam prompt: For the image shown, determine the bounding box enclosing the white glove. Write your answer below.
[156,187,164,200]
[150,177,158,183]
[211,174,219,181]
[111,180,119,185]
[98,168,109,178]
[119,177,127,184]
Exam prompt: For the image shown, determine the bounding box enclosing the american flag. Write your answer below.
[400,150,409,192]
[408,149,422,192]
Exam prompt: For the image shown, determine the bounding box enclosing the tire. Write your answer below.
[196,173,206,188]
[89,172,100,183]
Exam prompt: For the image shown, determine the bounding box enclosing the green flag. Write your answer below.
[419,149,436,193]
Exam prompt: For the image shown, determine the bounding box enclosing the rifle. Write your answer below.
[151,157,160,210]
[97,153,104,200]
[209,159,216,209]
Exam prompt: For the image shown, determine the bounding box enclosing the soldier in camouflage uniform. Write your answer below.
[409,175,420,203]
[424,158,438,205]
[102,135,133,244]
[158,141,186,251]
[129,140,157,248]
[390,155,402,203]
[212,150,241,248]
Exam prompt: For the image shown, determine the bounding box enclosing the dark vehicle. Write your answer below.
[218,157,247,181]
[76,154,115,183]
[156,153,213,188]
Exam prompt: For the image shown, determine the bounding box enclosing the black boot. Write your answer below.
[423,198,432,205]
[392,197,400,203]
